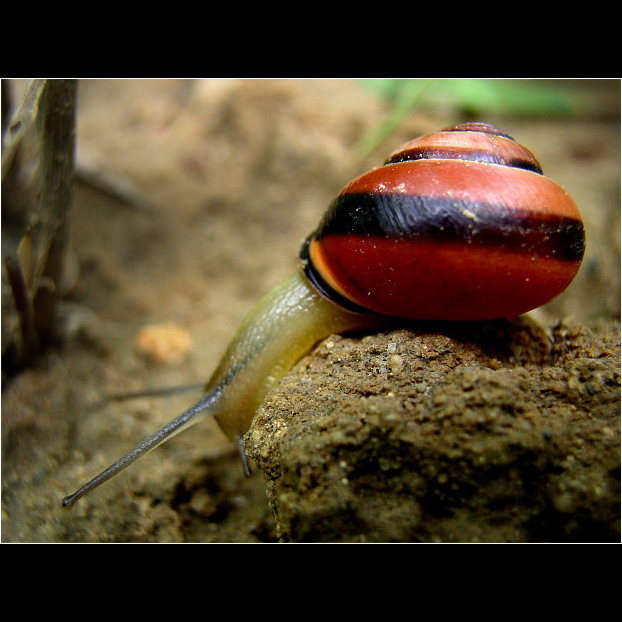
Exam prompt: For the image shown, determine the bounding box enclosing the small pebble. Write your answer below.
[134,322,192,365]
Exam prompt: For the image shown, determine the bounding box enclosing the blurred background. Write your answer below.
[2,78,620,542]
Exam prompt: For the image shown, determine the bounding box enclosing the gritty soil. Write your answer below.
[1,79,620,543]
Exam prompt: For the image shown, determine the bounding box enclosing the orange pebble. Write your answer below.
[135,323,192,365]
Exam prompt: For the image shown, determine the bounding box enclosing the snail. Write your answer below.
[62,122,585,508]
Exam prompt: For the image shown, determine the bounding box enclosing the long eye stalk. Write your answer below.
[62,391,223,508]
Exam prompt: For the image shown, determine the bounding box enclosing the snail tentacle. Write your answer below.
[61,391,223,508]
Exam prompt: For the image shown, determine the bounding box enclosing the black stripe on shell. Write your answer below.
[312,192,586,263]
[384,148,543,174]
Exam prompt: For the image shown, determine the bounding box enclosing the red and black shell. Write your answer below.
[300,122,585,321]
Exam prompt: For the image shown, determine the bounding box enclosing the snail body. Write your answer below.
[63,122,585,508]
[204,271,383,442]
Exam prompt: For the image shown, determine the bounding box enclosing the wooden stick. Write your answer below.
[31,79,77,344]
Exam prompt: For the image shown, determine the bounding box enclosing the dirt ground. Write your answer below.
[1,79,620,543]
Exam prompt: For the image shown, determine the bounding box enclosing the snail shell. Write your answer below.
[62,122,585,508]
[301,122,585,321]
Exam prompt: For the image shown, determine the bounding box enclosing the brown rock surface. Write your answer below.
[246,319,620,542]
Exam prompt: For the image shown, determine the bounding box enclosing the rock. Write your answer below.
[245,318,620,542]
